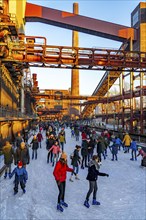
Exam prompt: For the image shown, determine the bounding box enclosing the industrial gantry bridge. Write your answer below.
[0,0,146,145]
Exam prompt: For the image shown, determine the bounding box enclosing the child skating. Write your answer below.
[10,161,28,195]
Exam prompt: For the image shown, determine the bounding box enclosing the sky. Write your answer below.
[0,127,146,220]
[25,0,142,95]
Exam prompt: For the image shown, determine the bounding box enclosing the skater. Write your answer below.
[46,134,55,163]
[130,139,137,161]
[84,155,109,208]
[114,136,122,151]
[123,132,132,153]
[15,132,23,148]
[74,127,80,141]
[81,139,89,169]
[14,142,30,168]
[9,161,28,195]
[30,135,39,160]
[48,140,61,166]
[137,147,146,167]
[2,141,14,178]
[69,145,81,182]
[110,140,118,161]
[58,131,66,152]
[96,137,106,162]
[37,131,43,148]
[53,152,76,212]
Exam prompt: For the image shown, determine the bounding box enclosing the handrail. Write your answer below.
[0,42,146,71]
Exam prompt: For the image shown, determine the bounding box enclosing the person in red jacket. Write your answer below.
[37,131,43,148]
[53,152,76,212]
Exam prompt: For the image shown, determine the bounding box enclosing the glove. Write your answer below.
[106,174,109,177]
[9,174,12,179]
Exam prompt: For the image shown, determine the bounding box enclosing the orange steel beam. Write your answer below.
[32,93,99,101]
[1,42,146,71]
[25,3,136,42]
[79,88,146,106]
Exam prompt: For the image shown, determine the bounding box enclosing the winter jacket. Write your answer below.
[15,147,30,165]
[81,132,87,141]
[46,137,55,150]
[123,134,132,146]
[130,141,137,151]
[81,140,88,156]
[37,133,43,142]
[49,144,61,154]
[53,159,73,182]
[111,143,118,154]
[74,129,79,136]
[86,160,108,181]
[30,139,39,150]
[2,143,14,165]
[88,139,95,154]
[58,133,66,143]
[96,141,104,154]
[11,166,28,182]
[137,149,146,159]
[71,149,81,167]
[115,138,122,146]
[15,136,23,148]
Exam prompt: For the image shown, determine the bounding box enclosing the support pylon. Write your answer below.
[70,2,80,118]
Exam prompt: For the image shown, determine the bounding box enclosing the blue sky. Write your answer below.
[26,0,142,95]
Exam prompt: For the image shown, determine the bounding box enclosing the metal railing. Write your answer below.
[0,106,36,119]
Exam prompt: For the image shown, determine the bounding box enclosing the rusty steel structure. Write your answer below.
[0,0,146,138]
[1,41,146,70]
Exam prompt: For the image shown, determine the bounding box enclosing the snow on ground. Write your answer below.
[0,128,146,220]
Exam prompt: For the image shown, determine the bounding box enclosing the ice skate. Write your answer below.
[92,199,100,205]
[57,204,64,212]
[60,200,68,207]
[69,176,74,182]
[75,175,80,180]
[84,200,90,208]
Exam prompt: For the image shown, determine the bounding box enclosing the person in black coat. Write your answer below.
[30,135,39,160]
[81,140,89,169]
[14,142,30,168]
[84,155,109,208]
[46,134,55,163]
[69,145,81,182]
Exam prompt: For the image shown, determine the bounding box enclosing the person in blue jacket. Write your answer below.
[114,136,122,151]
[130,138,137,161]
[10,160,28,195]
[84,155,109,208]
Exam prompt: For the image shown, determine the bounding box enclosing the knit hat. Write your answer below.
[18,161,23,167]
[61,152,67,160]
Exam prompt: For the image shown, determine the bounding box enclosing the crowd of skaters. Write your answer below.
[1,120,146,212]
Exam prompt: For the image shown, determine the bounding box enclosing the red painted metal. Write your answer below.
[25,3,136,42]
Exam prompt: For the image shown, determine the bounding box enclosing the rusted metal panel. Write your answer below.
[25,3,136,42]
